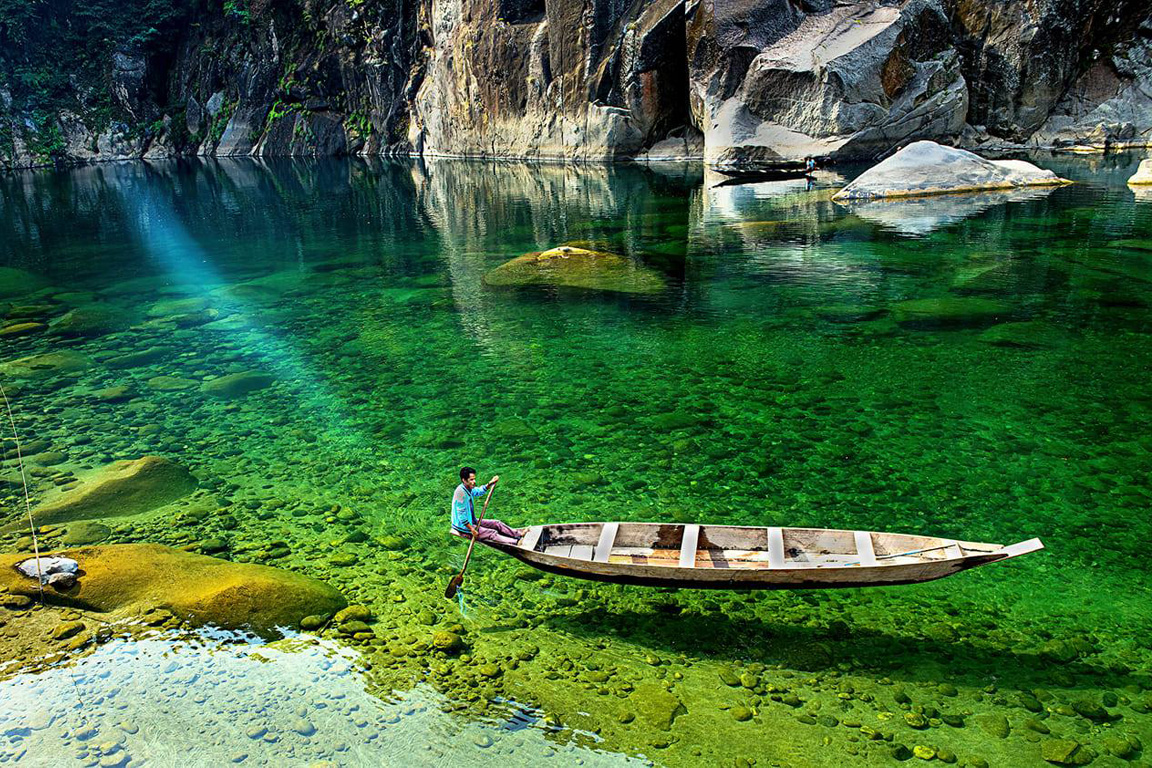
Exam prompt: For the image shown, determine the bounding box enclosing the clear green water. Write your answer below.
[1,155,1150,767]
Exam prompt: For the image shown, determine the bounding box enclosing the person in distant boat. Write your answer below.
[804,156,817,174]
[451,467,524,545]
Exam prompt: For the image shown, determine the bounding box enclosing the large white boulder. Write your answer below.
[1128,158,1152,186]
[832,141,1070,201]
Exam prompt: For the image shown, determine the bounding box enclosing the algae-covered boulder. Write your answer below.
[147,296,212,318]
[978,321,1070,349]
[833,142,1069,201]
[200,371,275,399]
[1041,738,1095,765]
[0,350,93,379]
[49,303,133,337]
[0,544,346,635]
[28,456,198,526]
[482,246,664,294]
[630,682,686,731]
[1128,158,1152,186]
[0,267,47,298]
[891,297,1009,328]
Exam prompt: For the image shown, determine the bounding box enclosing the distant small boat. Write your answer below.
[712,168,813,187]
[456,523,1043,590]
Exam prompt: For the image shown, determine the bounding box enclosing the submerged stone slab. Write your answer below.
[833,142,1070,201]
[200,371,275,399]
[891,297,1009,328]
[483,246,665,294]
[978,321,1070,349]
[0,543,346,635]
[29,456,198,525]
[0,267,47,298]
[0,350,94,379]
[49,303,134,337]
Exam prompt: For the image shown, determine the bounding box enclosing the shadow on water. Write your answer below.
[543,607,1136,694]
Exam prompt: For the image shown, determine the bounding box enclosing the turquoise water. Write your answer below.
[1,154,1150,766]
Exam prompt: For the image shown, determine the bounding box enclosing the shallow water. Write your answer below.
[1,154,1150,766]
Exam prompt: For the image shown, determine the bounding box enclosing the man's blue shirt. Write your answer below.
[451,483,488,532]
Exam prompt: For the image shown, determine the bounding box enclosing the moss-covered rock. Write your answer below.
[892,297,1009,329]
[0,350,93,379]
[631,682,686,731]
[147,297,212,317]
[482,246,664,294]
[0,544,345,636]
[0,321,46,337]
[49,303,133,337]
[200,371,276,399]
[0,267,47,298]
[432,630,464,653]
[974,713,1010,738]
[335,605,372,624]
[1041,739,1095,765]
[25,456,197,526]
[61,521,112,546]
[978,321,1069,349]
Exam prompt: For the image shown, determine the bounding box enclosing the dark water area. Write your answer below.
[0,154,1150,766]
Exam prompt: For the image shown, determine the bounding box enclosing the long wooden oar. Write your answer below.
[445,484,495,599]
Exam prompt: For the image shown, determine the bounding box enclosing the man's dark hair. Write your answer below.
[460,466,476,482]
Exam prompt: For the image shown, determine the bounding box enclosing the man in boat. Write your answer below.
[451,467,524,546]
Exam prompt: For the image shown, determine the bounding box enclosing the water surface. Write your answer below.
[1,154,1150,766]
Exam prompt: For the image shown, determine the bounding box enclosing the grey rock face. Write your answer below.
[951,0,1150,143]
[409,0,692,160]
[1,0,1150,168]
[694,0,967,164]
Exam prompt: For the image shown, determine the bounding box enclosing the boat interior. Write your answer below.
[523,523,997,569]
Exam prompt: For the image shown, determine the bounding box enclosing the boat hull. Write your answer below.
[493,544,1007,590]
[461,522,1042,591]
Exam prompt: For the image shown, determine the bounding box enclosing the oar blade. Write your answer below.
[445,574,463,599]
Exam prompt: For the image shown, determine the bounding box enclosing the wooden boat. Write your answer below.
[454,523,1043,590]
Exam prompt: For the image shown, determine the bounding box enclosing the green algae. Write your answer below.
[0,154,1150,766]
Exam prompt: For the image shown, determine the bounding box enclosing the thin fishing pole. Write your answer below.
[0,380,44,600]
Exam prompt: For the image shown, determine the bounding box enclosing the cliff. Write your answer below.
[1,0,1150,169]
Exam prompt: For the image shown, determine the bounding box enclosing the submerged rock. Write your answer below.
[1041,739,1094,765]
[61,521,112,545]
[49,303,133,337]
[0,321,46,337]
[28,456,197,526]
[0,544,346,635]
[978,321,1070,349]
[891,297,1008,328]
[482,247,665,294]
[631,682,686,731]
[147,296,211,317]
[146,375,199,391]
[832,142,1069,201]
[0,350,93,379]
[200,371,275,399]
[105,346,169,369]
[0,267,47,298]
